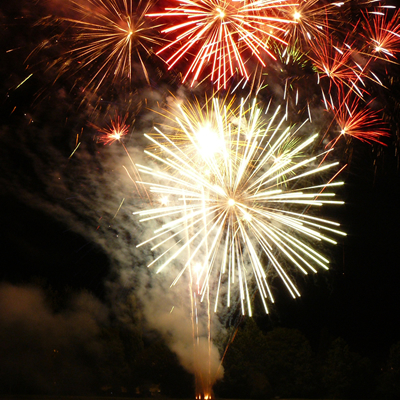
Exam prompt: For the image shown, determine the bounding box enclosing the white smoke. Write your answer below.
[0,83,227,390]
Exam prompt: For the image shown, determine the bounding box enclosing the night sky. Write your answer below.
[1,0,400,394]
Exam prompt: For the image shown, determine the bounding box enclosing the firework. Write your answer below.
[50,0,163,88]
[92,114,152,200]
[95,114,130,145]
[361,8,400,60]
[147,0,297,89]
[135,96,346,315]
[326,90,389,148]
[308,33,371,96]
[281,0,345,46]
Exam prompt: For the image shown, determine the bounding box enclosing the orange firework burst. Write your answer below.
[147,0,297,89]
[58,0,163,88]
[326,91,389,148]
[362,8,400,60]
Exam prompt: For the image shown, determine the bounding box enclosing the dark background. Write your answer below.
[1,0,400,398]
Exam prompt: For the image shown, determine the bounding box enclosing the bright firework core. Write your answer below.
[214,0,238,19]
[112,131,123,141]
[215,7,225,18]
[195,126,223,157]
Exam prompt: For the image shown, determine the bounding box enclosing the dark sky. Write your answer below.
[1,0,400,382]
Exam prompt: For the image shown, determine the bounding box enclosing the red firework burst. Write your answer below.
[309,33,370,96]
[327,90,389,148]
[147,0,297,89]
[96,115,130,145]
[92,114,152,200]
[362,8,400,60]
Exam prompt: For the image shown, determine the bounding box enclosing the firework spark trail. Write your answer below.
[134,96,346,315]
[185,198,213,399]
[190,277,214,399]
[147,0,297,89]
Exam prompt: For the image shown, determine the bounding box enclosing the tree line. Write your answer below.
[216,319,400,399]
[1,286,399,399]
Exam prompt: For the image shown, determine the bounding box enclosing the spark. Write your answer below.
[135,96,346,315]
[15,74,33,89]
[112,198,125,220]
[94,115,152,201]
[69,142,81,159]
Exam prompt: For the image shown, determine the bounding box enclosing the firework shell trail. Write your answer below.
[134,95,347,316]
[147,0,299,89]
